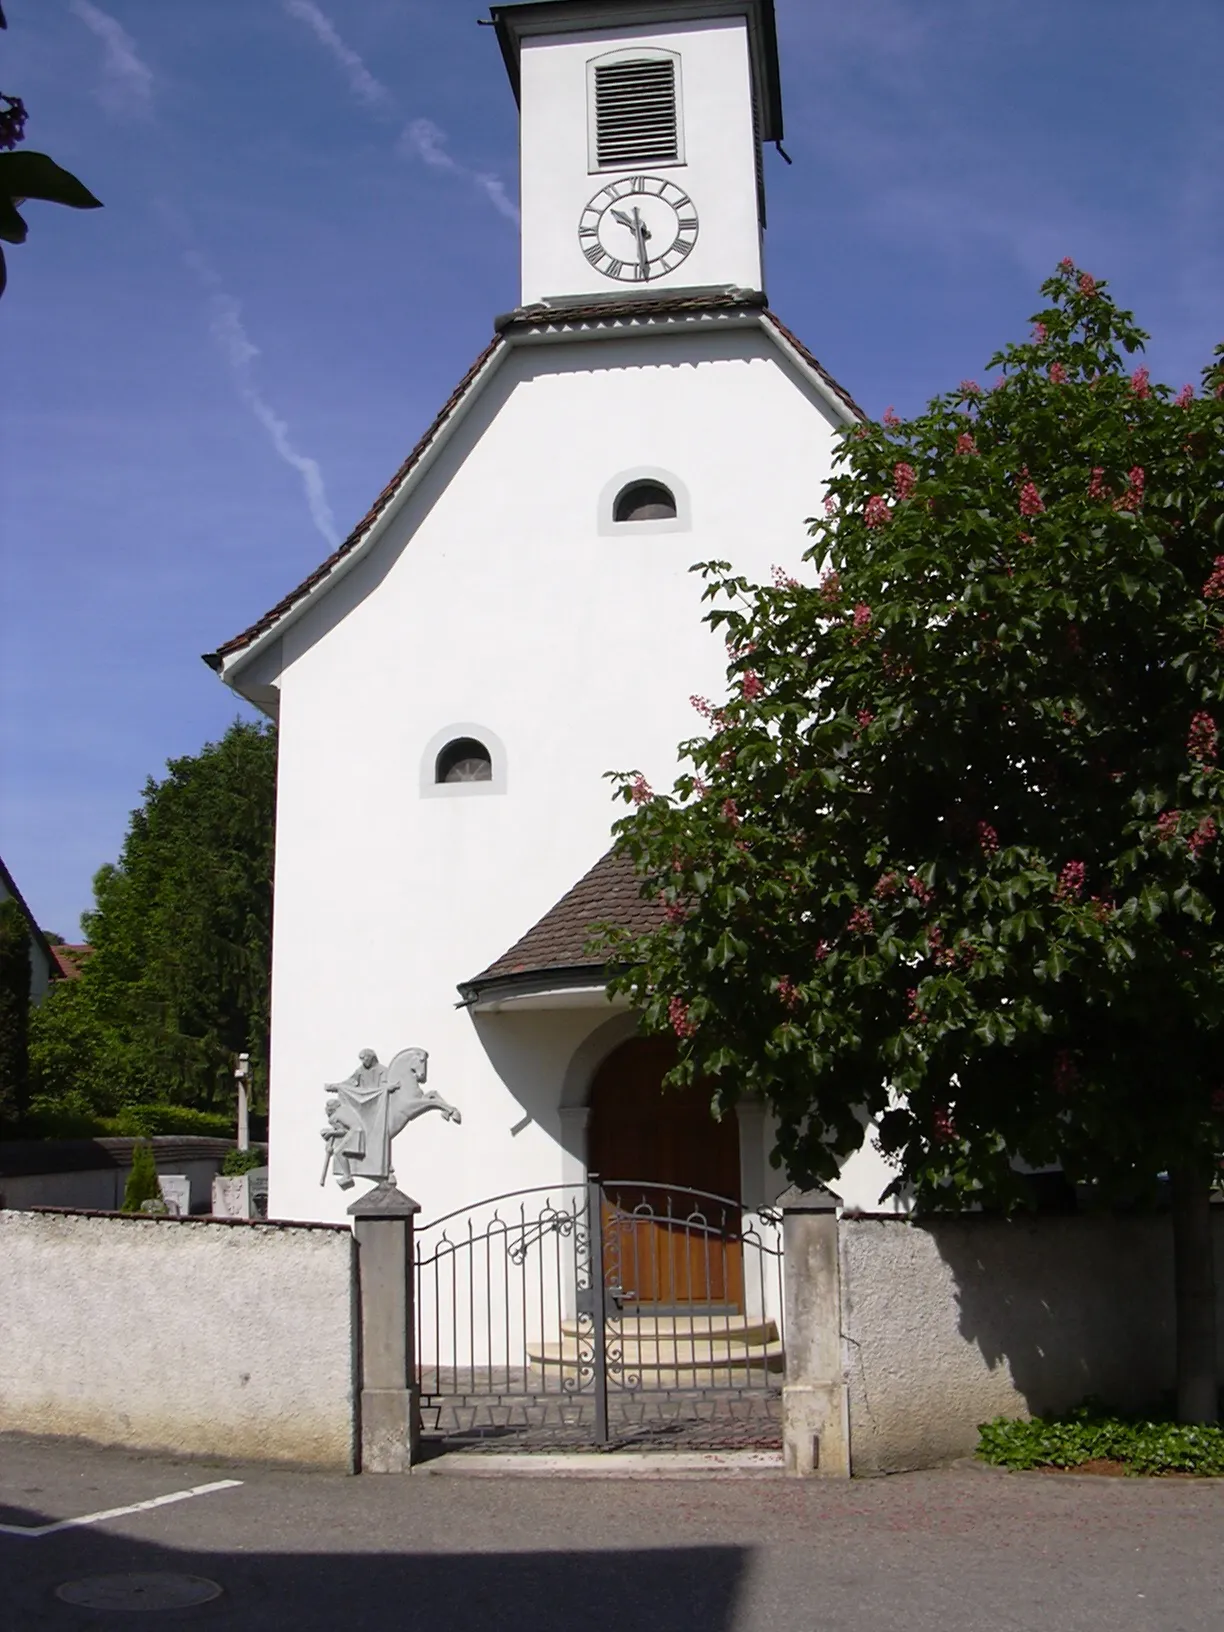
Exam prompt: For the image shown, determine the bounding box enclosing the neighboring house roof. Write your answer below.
[205,290,864,680]
[0,852,59,981]
[50,943,92,980]
[459,847,665,1003]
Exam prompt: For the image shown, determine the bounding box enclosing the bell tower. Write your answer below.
[490,0,783,306]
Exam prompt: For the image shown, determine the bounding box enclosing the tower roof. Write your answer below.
[489,0,783,142]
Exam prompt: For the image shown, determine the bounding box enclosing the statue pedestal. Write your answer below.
[349,1182,421,1473]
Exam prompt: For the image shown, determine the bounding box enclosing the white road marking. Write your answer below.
[0,1478,243,1537]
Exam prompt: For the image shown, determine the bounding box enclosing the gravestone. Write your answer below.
[158,1174,191,1217]
[247,1167,269,1219]
[211,1174,250,1219]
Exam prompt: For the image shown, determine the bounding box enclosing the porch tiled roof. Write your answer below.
[464,848,665,991]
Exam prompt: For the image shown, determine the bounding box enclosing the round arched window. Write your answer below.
[436,738,493,784]
[613,480,677,523]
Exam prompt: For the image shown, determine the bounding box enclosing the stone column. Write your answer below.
[349,1180,421,1473]
[782,1187,850,1478]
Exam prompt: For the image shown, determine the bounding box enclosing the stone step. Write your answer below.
[559,1314,779,1346]
[528,1336,784,1376]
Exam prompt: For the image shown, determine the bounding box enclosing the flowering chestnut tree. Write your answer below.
[606,263,1224,1423]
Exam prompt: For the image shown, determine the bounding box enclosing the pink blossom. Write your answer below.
[977,821,999,857]
[1059,256,1075,271]
[873,871,901,899]
[692,775,708,796]
[955,432,979,455]
[664,902,687,926]
[668,996,697,1039]
[1114,466,1145,511]
[1156,810,1182,843]
[823,495,838,516]
[907,874,933,906]
[721,798,740,826]
[1130,366,1152,399]
[864,494,893,528]
[1188,712,1218,764]
[814,940,830,962]
[741,671,764,701]
[776,976,801,1009]
[960,379,981,397]
[1189,817,1218,857]
[846,905,875,936]
[691,694,714,719]
[1175,383,1195,407]
[1202,557,1224,600]
[1018,478,1045,517]
[1049,361,1068,384]
[883,406,901,427]
[893,462,917,501]
[1032,322,1048,343]
[630,774,653,806]
[856,709,875,729]
[1053,1051,1078,1097]
[818,569,842,606]
[932,1105,956,1143]
[852,603,873,630]
[1078,271,1097,296]
[907,989,928,1026]
[1087,467,1111,501]
[1055,860,1085,902]
[0,94,28,152]
[771,566,799,589]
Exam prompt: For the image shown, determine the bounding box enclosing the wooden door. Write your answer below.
[587,1037,743,1308]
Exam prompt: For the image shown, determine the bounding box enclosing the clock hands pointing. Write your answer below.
[611,205,651,281]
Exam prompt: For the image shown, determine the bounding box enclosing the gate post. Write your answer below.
[349,1181,421,1473]
[586,1175,610,1446]
[781,1187,850,1478]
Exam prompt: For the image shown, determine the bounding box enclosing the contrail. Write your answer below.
[185,250,340,550]
[280,0,392,109]
[69,0,154,118]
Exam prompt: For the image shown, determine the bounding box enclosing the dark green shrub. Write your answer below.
[221,1147,265,1177]
[121,1139,161,1212]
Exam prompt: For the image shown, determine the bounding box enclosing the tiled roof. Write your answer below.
[206,294,864,668]
[463,848,665,993]
[50,944,92,981]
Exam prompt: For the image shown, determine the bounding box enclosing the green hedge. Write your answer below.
[21,1098,234,1140]
[979,1404,1224,1476]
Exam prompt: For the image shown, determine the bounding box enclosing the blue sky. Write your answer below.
[2,0,1222,937]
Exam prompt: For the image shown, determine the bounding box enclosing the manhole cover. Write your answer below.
[55,1572,223,1610]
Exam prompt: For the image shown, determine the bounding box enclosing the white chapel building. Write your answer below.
[209,0,888,1231]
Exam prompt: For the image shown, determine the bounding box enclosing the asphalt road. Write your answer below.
[1,1434,1222,1631]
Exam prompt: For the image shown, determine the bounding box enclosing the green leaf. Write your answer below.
[0,194,26,245]
[0,151,103,210]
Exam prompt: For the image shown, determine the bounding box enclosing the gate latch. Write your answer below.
[576,1282,625,1317]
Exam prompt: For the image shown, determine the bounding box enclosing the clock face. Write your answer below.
[578,176,699,284]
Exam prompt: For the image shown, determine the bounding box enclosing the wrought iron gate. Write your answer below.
[415,1177,784,1449]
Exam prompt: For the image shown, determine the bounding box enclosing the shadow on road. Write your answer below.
[1,1496,751,1632]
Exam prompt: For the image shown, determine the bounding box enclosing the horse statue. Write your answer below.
[320,1047,460,1189]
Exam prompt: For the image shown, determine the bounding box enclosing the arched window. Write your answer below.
[435,738,492,784]
[613,480,677,523]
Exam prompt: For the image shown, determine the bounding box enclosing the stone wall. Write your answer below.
[839,1211,1224,1474]
[0,1209,357,1469]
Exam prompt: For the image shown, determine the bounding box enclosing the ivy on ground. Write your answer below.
[979,1405,1224,1476]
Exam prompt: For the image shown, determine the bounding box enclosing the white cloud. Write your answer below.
[69,0,154,118]
[401,118,520,225]
[184,251,341,551]
[281,0,392,109]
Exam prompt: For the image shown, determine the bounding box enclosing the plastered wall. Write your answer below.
[0,1210,357,1469]
[839,1212,1224,1474]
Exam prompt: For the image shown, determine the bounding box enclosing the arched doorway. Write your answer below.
[587,1036,743,1308]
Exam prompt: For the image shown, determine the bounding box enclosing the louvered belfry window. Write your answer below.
[593,55,680,168]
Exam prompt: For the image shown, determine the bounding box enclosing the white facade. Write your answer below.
[519,16,763,303]
[249,319,849,1226]
[214,0,883,1236]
